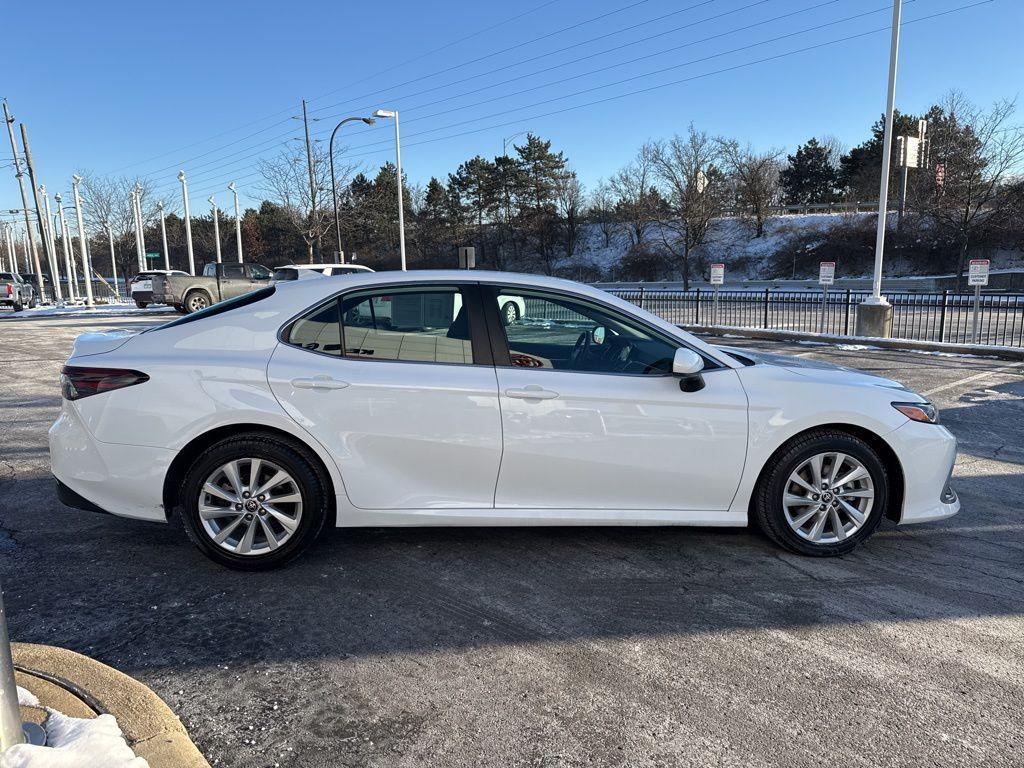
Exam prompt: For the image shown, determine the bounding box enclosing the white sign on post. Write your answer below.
[710,263,724,285]
[968,259,990,287]
[819,261,836,286]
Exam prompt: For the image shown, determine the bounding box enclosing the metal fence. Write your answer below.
[603,288,1024,348]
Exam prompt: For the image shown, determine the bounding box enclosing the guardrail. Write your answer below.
[604,288,1024,348]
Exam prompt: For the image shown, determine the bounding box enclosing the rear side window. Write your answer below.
[288,300,342,356]
[273,268,299,281]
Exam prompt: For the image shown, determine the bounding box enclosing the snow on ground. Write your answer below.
[0,687,148,768]
[0,303,173,320]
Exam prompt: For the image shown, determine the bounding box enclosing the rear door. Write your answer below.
[268,282,503,511]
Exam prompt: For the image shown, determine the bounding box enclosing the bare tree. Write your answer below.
[652,125,729,289]
[718,140,783,237]
[258,141,356,263]
[610,143,660,246]
[587,179,617,248]
[555,172,584,262]
[818,134,847,170]
[908,92,1024,288]
[74,171,159,278]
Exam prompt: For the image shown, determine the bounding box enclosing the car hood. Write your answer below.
[69,330,138,359]
[717,345,916,395]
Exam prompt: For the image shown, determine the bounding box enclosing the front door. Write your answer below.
[268,284,502,511]
[482,286,748,512]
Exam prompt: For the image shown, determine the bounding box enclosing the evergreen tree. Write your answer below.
[780,138,839,205]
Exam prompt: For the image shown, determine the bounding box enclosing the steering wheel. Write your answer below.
[569,330,591,368]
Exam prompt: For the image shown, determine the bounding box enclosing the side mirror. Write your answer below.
[672,348,705,392]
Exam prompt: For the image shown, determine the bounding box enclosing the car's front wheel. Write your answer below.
[179,434,329,569]
[754,429,888,556]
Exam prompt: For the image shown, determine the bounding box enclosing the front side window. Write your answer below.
[486,287,678,375]
[341,287,473,364]
[250,265,272,279]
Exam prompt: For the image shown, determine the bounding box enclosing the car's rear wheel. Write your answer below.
[173,303,186,314]
[179,435,329,569]
[12,299,22,312]
[28,295,37,309]
[135,299,149,309]
[753,429,888,556]
[184,290,211,313]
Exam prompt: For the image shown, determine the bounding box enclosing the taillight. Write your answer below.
[60,366,149,400]
[5,285,11,297]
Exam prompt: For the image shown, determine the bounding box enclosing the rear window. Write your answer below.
[0,273,13,281]
[273,268,299,281]
[146,286,276,332]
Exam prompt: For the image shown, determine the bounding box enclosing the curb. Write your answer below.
[12,643,209,768]
[679,324,1024,361]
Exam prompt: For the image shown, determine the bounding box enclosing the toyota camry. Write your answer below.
[49,271,959,569]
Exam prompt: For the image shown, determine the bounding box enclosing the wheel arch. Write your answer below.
[162,423,338,522]
[748,423,905,524]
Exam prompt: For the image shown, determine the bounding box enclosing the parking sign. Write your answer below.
[819,262,836,286]
[710,264,724,285]
[968,259,989,287]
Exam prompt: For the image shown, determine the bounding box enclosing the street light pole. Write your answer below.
[104,221,121,301]
[178,171,196,275]
[39,186,63,302]
[133,184,147,272]
[373,109,407,271]
[71,174,95,306]
[228,182,243,263]
[329,116,375,264]
[54,195,78,301]
[859,0,902,338]
[209,196,222,263]
[157,201,170,270]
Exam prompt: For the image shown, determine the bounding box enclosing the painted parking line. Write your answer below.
[920,361,1024,398]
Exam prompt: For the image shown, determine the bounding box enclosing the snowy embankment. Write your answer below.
[0,688,147,768]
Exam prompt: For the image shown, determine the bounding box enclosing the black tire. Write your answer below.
[184,290,212,313]
[753,429,888,557]
[173,303,187,314]
[178,434,330,570]
[501,301,520,325]
[135,299,149,309]
[12,299,22,312]
[28,295,37,309]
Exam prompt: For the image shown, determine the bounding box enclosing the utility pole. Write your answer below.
[54,194,78,301]
[209,196,222,263]
[157,201,170,270]
[71,174,95,306]
[19,123,58,301]
[300,99,320,263]
[3,103,44,299]
[228,182,243,262]
[857,0,901,338]
[39,185,63,302]
[132,184,146,271]
[178,171,196,275]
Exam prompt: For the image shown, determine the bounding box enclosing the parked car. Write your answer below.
[21,273,51,303]
[129,270,189,308]
[272,263,375,282]
[0,272,37,311]
[151,262,273,313]
[50,271,959,570]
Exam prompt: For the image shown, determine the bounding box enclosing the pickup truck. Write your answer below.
[152,262,273,313]
[0,272,37,311]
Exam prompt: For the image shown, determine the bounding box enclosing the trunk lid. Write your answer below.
[69,330,138,360]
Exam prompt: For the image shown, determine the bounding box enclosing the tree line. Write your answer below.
[64,90,1023,289]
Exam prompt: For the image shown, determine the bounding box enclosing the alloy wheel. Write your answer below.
[199,458,303,555]
[187,294,209,312]
[782,452,874,544]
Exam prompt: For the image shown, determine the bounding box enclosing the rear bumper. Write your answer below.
[49,403,174,523]
[55,477,110,514]
[131,289,155,303]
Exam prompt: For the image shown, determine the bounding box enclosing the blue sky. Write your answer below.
[2,0,1021,216]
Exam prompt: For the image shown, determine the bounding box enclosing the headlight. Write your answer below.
[892,401,939,424]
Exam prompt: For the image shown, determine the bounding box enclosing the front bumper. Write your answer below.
[49,402,174,523]
[889,420,960,524]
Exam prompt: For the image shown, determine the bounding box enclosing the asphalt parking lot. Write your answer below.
[1,311,1022,768]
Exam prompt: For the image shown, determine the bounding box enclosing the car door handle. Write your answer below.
[505,386,559,400]
[291,376,350,391]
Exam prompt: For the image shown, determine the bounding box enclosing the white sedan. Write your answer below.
[49,271,959,569]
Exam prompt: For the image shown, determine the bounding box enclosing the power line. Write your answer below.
[180,0,994,200]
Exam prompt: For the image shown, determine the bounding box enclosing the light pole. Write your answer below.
[4,102,45,299]
[54,195,78,301]
[228,182,243,263]
[373,109,406,271]
[39,186,63,302]
[177,171,196,275]
[329,116,375,263]
[209,196,222,263]
[104,220,121,301]
[858,0,902,338]
[157,201,170,270]
[502,131,527,156]
[71,174,94,306]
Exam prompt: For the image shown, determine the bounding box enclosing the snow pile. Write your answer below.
[1,303,171,320]
[0,688,148,768]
